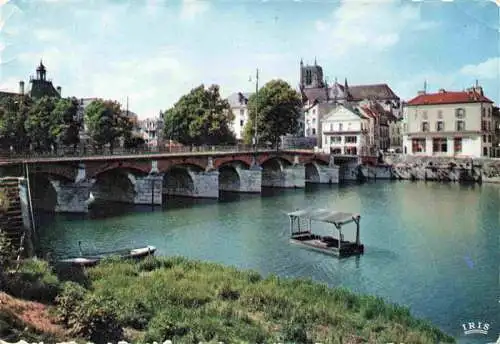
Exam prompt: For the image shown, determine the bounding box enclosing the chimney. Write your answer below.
[56,86,62,96]
[19,81,24,95]
[438,88,445,93]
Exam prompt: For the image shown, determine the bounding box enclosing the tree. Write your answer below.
[84,99,131,152]
[25,96,58,152]
[0,96,31,151]
[243,79,301,149]
[51,97,81,151]
[163,84,236,146]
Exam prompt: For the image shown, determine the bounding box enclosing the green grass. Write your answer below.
[50,255,455,344]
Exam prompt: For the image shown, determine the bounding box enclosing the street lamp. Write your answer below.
[252,68,259,153]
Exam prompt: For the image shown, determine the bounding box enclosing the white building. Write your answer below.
[321,104,369,155]
[304,102,336,147]
[227,92,253,141]
[138,116,164,147]
[402,85,495,158]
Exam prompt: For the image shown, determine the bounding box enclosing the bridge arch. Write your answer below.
[163,164,204,197]
[28,172,71,212]
[260,157,291,172]
[218,161,249,192]
[91,167,147,204]
[305,160,327,183]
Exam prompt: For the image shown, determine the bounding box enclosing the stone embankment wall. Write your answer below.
[368,154,500,183]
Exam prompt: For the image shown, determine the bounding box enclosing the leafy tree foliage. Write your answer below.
[0,97,31,151]
[243,79,301,149]
[51,97,81,150]
[84,99,132,152]
[25,96,58,152]
[163,84,236,145]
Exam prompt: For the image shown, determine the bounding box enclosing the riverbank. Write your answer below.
[0,256,455,344]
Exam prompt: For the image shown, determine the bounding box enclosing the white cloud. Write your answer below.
[460,57,500,80]
[0,76,22,93]
[316,0,437,57]
[180,0,210,21]
[33,28,65,42]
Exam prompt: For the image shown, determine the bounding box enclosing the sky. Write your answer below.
[0,0,499,119]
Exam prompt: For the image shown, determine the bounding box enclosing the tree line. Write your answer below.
[0,78,302,154]
[162,79,302,149]
[0,96,138,154]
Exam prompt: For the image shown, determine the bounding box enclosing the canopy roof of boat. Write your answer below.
[287,208,360,226]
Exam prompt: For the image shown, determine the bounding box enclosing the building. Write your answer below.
[321,104,369,155]
[389,118,403,152]
[492,106,500,157]
[227,92,253,141]
[0,61,61,102]
[299,59,401,150]
[27,61,61,100]
[138,115,164,147]
[402,84,496,158]
[304,102,336,147]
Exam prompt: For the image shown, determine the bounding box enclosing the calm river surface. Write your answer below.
[36,181,499,343]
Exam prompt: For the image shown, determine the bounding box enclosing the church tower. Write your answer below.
[299,58,325,89]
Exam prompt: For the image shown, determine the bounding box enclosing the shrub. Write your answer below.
[144,308,191,342]
[68,294,123,343]
[54,281,87,325]
[5,259,61,303]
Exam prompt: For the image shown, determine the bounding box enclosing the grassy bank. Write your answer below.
[0,256,455,344]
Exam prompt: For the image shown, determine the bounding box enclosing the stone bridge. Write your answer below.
[0,150,357,213]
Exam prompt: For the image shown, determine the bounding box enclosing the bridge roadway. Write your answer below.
[0,147,364,213]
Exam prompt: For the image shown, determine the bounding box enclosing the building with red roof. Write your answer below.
[402,84,497,158]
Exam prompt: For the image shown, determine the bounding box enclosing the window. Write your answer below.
[436,121,444,132]
[422,111,428,120]
[455,108,466,118]
[456,120,465,131]
[312,118,316,124]
[482,108,486,117]
[421,122,429,132]
[433,138,447,153]
[330,123,334,131]
[240,109,244,116]
[482,121,487,131]
[483,147,488,156]
[345,136,357,144]
[483,135,486,143]
[240,120,244,126]
[412,138,426,153]
[338,123,343,131]
[437,110,443,119]
[330,136,341,144]
[312,128,316,135]
[488,135,492,143]
[488,108,491,117]
[454,138,462,153]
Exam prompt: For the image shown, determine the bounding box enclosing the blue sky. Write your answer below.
[0,0,498,119]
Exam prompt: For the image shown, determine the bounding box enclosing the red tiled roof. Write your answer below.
[407,91,493,106]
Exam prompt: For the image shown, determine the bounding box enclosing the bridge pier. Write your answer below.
[52,180,92,213]
[238,166,262,192]
[306,163,340,184]
[262,162,305,188]
[133,174,163,205]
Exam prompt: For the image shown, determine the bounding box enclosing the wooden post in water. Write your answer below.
[355,216,360,246]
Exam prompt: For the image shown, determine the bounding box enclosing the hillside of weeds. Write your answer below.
[43,255,454,344]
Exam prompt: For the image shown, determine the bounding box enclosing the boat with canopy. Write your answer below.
[287,207,364,258]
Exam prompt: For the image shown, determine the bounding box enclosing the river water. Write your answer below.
[35,181,499,343]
